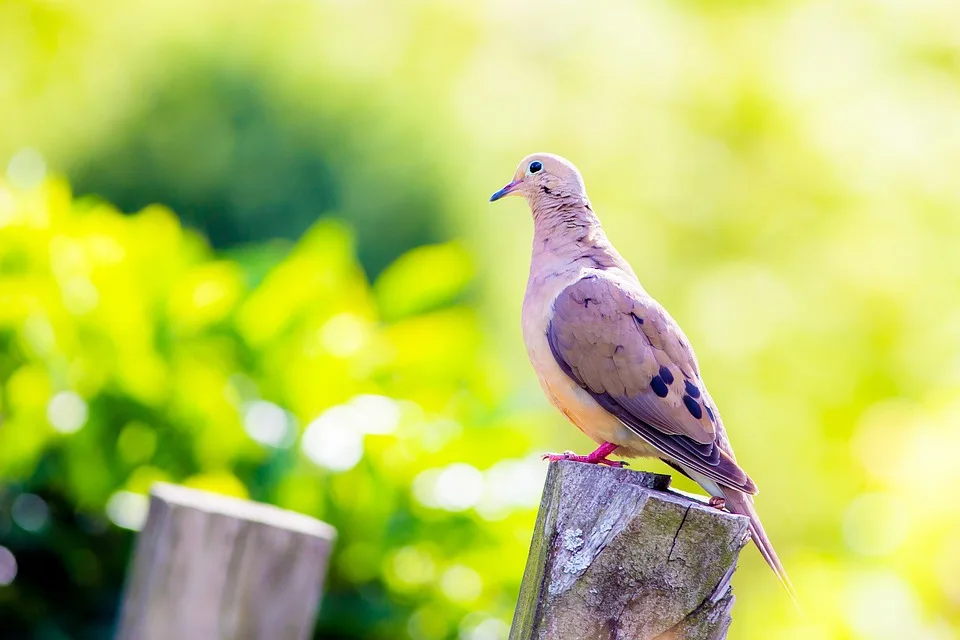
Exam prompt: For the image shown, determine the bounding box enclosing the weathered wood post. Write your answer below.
[116,483,336,640]
[510,461,750,640]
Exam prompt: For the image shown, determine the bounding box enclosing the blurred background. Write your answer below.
[2,0,960,638]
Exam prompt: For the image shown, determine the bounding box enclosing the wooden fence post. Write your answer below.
[116,483,336,640]
[510,461,750,640]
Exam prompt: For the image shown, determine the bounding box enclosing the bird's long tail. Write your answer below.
[721,487,801,610]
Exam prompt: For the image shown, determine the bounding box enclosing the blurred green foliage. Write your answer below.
[4,0,960,639]
[0,179,548,639]
[68,61,449,277]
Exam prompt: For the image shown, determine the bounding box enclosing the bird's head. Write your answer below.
[489,153,588,205]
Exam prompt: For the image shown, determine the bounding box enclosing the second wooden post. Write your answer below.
[116,483,337,640]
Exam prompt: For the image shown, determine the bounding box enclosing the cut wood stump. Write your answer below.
[510,461,751,640]
[116,483,336,640]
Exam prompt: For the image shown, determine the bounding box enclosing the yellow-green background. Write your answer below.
[2,1,959,638]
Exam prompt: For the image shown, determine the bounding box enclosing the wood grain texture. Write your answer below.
[510,461,750,640]
[117,483,336,640]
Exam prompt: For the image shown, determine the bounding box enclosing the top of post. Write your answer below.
[150,483,337,541]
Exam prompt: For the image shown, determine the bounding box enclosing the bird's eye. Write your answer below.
[528,161,543,174]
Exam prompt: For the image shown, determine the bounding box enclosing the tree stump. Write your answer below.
[116,483,336,640]
[510,461,751,640]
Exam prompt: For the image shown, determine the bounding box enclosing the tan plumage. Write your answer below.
[491,152,798,605]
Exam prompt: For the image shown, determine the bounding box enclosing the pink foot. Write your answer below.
[708,496,726,510]
[541,442,627,468]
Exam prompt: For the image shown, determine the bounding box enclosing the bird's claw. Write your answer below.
[598,459,628,468]
[541,450,577,461]
[541,451,627,468]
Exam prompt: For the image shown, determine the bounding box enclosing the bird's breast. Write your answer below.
[521,269,649,453]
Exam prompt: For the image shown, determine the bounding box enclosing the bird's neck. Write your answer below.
[528,197,627,276]
[531,195,599,242]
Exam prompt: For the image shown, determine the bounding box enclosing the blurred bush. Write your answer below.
[67,61,448,278]
[0,178,551,639]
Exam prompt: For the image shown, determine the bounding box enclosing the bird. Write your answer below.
[490,152,798,605]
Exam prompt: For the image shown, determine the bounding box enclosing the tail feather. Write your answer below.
[721,487,801,611]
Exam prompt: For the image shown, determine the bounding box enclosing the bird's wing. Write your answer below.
[547,272,757,494]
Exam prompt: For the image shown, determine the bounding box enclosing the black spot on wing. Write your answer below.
[650,375,669,398]
[631,312,644,326]
[684,380,700,398]
[659,366,674,385]
[683,395,703,419]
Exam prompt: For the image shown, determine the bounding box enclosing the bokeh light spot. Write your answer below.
[459,614,509,640]
[320,313,369,357]
[477,455,547,520]
[47,391,88,434]
[390,546,436,589]
[350,394,401,435]
[301,395,401,471]
[106,491,149,531]
[243,400,294,448]
[0,547,17,586]
[6,148,46,189]
[415,463,484,512]
[440,565,483,603]
[412,468,442,508]
[11,493,49,533]
[302,408,365,472]
[61,277,100,315]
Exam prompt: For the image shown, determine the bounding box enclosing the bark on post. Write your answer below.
[510,461,750,640]
[116,483,336,640]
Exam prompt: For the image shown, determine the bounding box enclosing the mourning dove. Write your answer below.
[491,152,798,604]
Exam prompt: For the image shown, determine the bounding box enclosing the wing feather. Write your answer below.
[547,272,757,494]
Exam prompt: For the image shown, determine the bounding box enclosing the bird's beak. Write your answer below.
[489,179,522,202]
